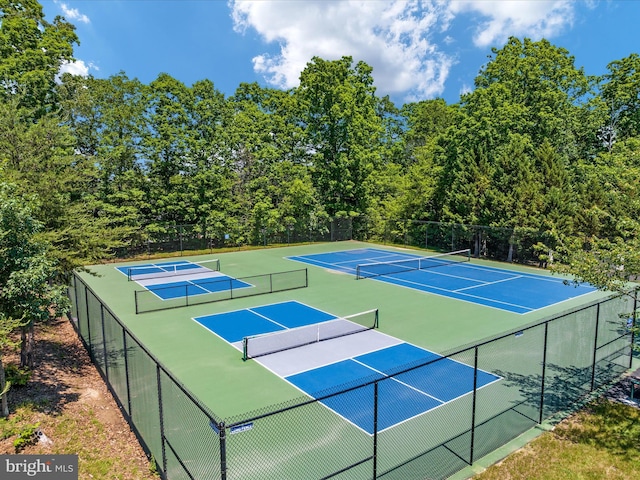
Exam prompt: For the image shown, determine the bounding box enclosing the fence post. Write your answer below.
[123,329,132,415]
[84,287,93,362]
[632,290,639,368]
[157,365,167,475]
[373,381,378,479]
[100,304,109,381]
[451,224,455,252]
[539,322,549,424]
[219,422,227,480]
[470,346,479,465]
[590,304,601,392]
[425,223,428,250]
[73,274,81,337]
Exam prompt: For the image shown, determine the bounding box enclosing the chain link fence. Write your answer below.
[68,273,637,480]
[111,218,353,260]
[108,217,566,267]
[134,268,309,314]
[365,219,559,265]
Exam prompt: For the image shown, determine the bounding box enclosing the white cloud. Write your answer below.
[59,59,97,78]
[229,0,579,101]
[230,0,455,100]
[449,0,575,48]
[55,1,91,24]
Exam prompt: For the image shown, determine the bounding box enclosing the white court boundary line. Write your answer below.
[280,339,502,436]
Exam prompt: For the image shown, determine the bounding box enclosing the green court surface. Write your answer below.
[78,241,610,419]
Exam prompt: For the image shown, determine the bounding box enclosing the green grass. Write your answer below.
[0,403,38,440]
[475,399,640,480]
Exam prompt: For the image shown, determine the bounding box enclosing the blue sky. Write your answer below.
[44,0,640,107]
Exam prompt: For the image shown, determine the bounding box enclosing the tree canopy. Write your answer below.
[1,0,639,352]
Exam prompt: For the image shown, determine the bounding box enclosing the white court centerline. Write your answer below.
[454,275,524,292]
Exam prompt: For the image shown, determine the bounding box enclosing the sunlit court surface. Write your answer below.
[117,259,252,300]
[195,300,500,434]
[98,242,605,420]
[72,241,628,480]
[288,247,596,314]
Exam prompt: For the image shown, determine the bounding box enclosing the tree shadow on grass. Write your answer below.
[6,318,88,415]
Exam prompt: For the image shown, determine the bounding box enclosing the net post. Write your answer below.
[374,309,379,329]
[242,338,248,361]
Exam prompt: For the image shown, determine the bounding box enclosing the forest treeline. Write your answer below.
[1,1,640,278]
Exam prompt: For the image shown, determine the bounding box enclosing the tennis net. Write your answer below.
[356,249,470,279]
[127,258,221,281]
[243,309,379,361]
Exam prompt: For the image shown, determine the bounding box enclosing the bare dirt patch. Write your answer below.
[0,318,158,479]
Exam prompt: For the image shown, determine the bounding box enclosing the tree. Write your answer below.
[599,53,640,143]
[0,181,68,377]
[0,313,23,416]
[296,56,383,217]
[471,37,592,160]
[0,96,125,271]
[557,138,640,345]
[229,83,315,242]
[433,37,594,262]
[0,0,78,116]
[402,99,458,158]
[141,73,193,227]
[531,139,577,265]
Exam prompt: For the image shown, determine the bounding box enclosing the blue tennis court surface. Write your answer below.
[288,248,596,314]
[116,261,252,300]
[287,343,500,434]
[116,260,205,278]
[194,301,337,343]
[144,277,252,300]
[194,301,501,434]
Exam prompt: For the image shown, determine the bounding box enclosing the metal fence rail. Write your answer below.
[69,273,637,480]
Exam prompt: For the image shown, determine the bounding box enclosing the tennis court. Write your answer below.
[117,259,252,300]
[70,242,633,480]
[194,300,501,435]
[288,248,596,314]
